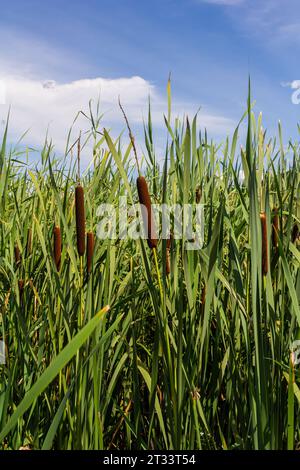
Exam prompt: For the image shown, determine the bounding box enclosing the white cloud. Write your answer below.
[0,74,156,153]
[0,74,235,161]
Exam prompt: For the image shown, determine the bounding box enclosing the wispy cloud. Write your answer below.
[277,22,300,44]
[200,0,244,5]
[193,0,300,49]
[213,0,300,44]
[0,27,84,81]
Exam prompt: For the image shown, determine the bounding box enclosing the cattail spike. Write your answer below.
[18,279,24,303]
[75,185,86,256]
[137,176,158,249]
[166,253,171,276]
[86,231,95,274]
[166,236,172,251]
[53,225,62,272]
[260,212,268,276]
[166,234,172,275]
[14,243,21,268]
[196,186,202,204]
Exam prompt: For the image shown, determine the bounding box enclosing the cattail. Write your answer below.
[166,236,172,275]
[18,279,24,302]
[166,254,171,275]
[272,210,279,250]
[260,212,268,276]
[86,231,95,274]
[53,225,62,272]
[136,176,157,249]
[166,237,172,250]
[26,228,32,257]
[75,185,85,256]
[14,243,21,268]
[196,186,202,204]
[291,223,299,244]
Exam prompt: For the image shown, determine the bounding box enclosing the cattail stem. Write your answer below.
[79,256,84,326]
[26,228,32,257]
[153,247,163,302]
[260,212,268,276]
[86,231,95,274]
[75,185,86,256]
[77,132,81,183]
[272,210,279,250]
[53,225,62,272]
[118,98,140,175]
[137,176,157,249]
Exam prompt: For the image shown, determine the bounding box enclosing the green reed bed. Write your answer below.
[0,84,299,450]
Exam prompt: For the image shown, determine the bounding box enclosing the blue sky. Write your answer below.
[0,0,300,157]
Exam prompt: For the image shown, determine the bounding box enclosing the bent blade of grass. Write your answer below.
[0,305,110,442]
[278,238,300,325]
[42,387,72,450]
[104,130,134,204]
[138,362,168,448]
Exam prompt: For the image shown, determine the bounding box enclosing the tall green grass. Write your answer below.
[0,84,299,450]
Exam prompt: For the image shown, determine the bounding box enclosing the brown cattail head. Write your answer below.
[136,176,158,249]
[165,234,173,275]
[196,186,202,204]
[272,210,279,249]
[18,279,24,301]
[53,225,62,272]
[26,228,32,257]
[14,244,21,268]
[260,212,268,276]
[86,231,95,274]
[166,253,171,276]
[75,185,85,256]
[166,234,172,251]
[291,223,299,244]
